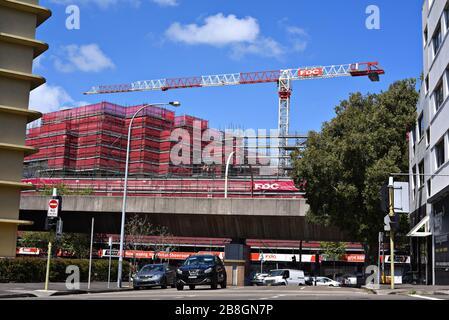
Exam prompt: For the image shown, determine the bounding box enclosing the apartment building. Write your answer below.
[409,0,449,285]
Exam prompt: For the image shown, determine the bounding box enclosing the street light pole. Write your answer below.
[117,101,180,288]
[224,151,235,199]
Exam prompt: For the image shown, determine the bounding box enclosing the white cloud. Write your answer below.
[33,55,44,70]
[286,26,308,52]
[152,0,178,6]
[53,44,115,73]
[286,26,308,37]
[164,13,308,60]
[165,13,260,46]
[231,37,285,60]
[29,84,76,113]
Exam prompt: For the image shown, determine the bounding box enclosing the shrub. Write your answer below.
[0,257,130,283]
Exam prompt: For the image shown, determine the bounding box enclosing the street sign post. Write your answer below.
[44,188,61,291]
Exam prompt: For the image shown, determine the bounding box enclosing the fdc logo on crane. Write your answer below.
[298,68,323,77]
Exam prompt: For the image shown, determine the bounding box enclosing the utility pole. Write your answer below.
[388,177,395,290]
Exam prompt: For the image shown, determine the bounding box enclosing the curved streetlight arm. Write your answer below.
[224,151,235,199]
[117,102,179,288]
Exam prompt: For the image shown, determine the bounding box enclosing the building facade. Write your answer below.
[409,0,449,285]
[0,0,50,257]
[24,102,259,179]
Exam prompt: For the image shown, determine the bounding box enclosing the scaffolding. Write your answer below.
[24,102,303,179]
[25,102,176,177]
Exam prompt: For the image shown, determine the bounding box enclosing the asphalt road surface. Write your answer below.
[21,286,449,300]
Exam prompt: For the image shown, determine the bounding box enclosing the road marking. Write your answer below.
[409,294,443,301]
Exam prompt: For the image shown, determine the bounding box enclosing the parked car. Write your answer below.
[132,263,176,289]
[263,269,306,286]
[176,254,227,290]
[251,273,269,286]
[315,276,341,287]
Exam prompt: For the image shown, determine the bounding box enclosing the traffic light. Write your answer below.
[384,214,399,232]
[380,183,389,213]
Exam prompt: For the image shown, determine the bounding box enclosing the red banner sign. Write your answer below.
[99,249,223,260]
[16,247,40,255]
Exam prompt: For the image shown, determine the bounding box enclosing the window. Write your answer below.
[433,25,442,55]
[411,127,417,154]
[418,160,425,187]
[426,127,431,146]
[425,75,429,94]
[434,81,444,111]
[424,27,428,46]
[427,180,432,197]
[435,138,446,168]
[418,113,424,140]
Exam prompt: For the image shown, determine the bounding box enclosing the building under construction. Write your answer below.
[24,102,267,179]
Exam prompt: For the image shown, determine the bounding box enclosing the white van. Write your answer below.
[263,269,305,286]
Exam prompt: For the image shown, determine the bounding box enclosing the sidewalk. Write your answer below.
[0,282,133,299]
[364,284,449,296]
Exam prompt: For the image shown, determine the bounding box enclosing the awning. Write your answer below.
[406,215,431,237]
[427,184,449,204]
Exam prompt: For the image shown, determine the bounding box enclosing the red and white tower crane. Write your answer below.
[84,61,384,171]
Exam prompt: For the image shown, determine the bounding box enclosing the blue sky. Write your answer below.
[32,0,423,133]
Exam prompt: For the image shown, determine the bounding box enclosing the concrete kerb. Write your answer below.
[364,286,449,296]
[0,287,134,299]
[50,286,134,296]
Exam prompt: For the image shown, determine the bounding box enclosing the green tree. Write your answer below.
[320,242,346,279]
[292,79,418,263]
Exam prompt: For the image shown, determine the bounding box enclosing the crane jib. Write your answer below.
[84,61,384,94]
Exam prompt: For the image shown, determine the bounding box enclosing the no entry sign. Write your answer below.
[47,199,59,217]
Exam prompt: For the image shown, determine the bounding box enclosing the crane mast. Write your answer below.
[84,61,384,174]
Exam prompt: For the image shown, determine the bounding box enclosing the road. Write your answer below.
[21,286,449,300]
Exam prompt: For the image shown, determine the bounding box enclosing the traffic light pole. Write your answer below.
[388,177,395,290]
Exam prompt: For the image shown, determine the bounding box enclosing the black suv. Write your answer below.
[176,254,227,290]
